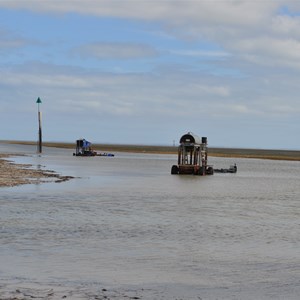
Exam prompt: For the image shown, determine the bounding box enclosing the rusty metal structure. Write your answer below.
[171,132,213,175]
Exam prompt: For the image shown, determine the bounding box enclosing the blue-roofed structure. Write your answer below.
[74,139,96,156]
[73,139,115,157]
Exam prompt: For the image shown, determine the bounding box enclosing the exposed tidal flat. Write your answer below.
[0,142,300,299]
[0,153,74,187]
[4,140,300,161]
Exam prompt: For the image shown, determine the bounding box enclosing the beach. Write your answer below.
[0,281,148,300]
[0,154,73,187]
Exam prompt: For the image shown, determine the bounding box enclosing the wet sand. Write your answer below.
[0,154,74,187]
[0,281,148,300]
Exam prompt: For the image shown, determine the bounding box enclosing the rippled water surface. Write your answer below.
[0,143,299,299]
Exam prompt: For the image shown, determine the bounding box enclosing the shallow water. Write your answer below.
[0,143,299,299]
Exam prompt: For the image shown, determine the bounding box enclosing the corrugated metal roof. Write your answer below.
[179,132,202,144]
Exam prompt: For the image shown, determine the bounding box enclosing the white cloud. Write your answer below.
[271,15,300,37]
[1,72,92,88]
[1,0,298,69]
[1,1,300,147]
[170,49,230,58]
[0,1,283,27]
[232,37,300,69]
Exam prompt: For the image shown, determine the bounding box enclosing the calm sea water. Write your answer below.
[0,143,299,299]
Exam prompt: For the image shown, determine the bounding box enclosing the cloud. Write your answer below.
[170,49,230,58]
[271,15,300,37]
[0,62,230,115]
[0,58,299,147]
[0,1,278,24]
[1,1,298,69]
[0,29,27,50]
[0,1,300,147]
[75,42,159,60]
[233,37,300,68]
[0,1,284,29]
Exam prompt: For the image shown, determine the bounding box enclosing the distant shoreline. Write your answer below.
[2,140,300,161]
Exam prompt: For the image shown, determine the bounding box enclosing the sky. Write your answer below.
[0,1,299,150]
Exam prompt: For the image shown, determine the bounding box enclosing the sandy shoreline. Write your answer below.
[0,154,74,188]
[0,281,148,300]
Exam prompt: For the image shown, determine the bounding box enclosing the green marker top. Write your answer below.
[36,97,42,104]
